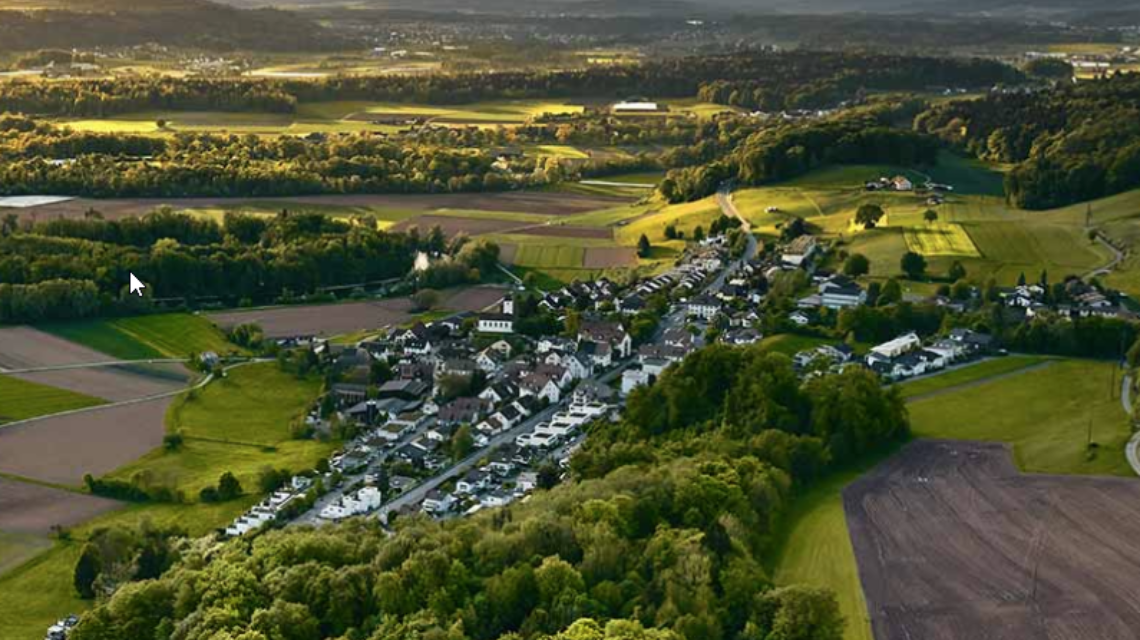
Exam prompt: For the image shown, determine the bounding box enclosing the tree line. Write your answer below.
[0,50,1021,118]
[660,105,941,203]
[0,209,434,324]
[68,344,908,640]
[915,74,1140,209]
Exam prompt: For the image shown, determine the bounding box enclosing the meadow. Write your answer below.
[907,358,1132,477]
[732,160,1121,287]
[43,313,238,360]
[0,377,104,425]
[106,363,329,498]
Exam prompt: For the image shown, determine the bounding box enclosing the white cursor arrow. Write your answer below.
[129,273,146,297]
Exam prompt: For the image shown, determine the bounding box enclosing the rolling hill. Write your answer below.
[0,0,354,52]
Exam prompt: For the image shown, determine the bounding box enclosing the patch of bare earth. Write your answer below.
[0,327,188,402]
[209,286,505,338]
[0,398,171,486]
[0,478,121,535]
[846,440,1140,640]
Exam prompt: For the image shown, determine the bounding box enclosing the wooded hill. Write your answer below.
[0,0,352,52]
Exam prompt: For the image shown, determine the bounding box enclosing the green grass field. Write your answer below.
[167,364,319,445]
[758,334,838,356]
[733,162,1119,285]
[896,356,1048,400]
[769,456,890,640]
[0,377,105,425]
[908,359,1132,477]
[106,363,328,499]
[43,313,238,360]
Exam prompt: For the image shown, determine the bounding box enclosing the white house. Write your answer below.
[477,313,515,334]
[686,295,723,321]
[818,276,867,309]
[871,332,921,359]
[621,365,654,395]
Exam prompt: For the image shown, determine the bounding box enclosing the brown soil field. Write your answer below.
[846,439,1140,640]
[516,225,614,240]
[209,285,505,338]
[392,215,525,237]
[0,478,121,535]
[4,191,630,221]
[583,247,639,268]
[0,328,189,402]
[0,398,171,486]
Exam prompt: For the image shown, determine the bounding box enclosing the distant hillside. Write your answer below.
[217,0,1140,17]
[0,0,354,52]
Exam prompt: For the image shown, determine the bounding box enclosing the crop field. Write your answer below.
[0,376,105,425]
[908,359,1131,477]
[847,440,1140,640]
[0,479,120,536]
[0,397,173,486]
[0,532,51,580]
[107,363,329,499]
[903,222,981,257]
[509,245,588,270]
[614,196,723,247]
[208,285,504,338]
[43,313,237,360]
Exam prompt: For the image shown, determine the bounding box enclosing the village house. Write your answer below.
[579,320,633,359]
[686,294,723,321]
[477,313,515,334]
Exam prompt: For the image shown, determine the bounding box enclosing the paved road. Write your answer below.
[1121,373,1140,477]
[705,187,758,295]
[0,358,189,374]
[1084,230,1125,279]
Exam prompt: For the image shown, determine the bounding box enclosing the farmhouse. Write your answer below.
[818,275,867,309]
[782,235,818,267]
[612,101,665,114]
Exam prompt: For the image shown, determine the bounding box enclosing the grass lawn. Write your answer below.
[908,359,1132,477]
[0,377,105,425]
[895,355,1048,400]
[768,454,893,640]
[43,313,237,360]
[106,363,328,499]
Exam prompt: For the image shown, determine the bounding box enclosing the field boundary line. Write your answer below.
[0,358,188,375]
[903,360,1055,403]
[0,471,88,495]
[0,360,266,431]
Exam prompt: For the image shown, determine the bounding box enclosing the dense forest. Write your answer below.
[0,209,487,324]
[0,51,1020,117]
[916,74,1140,209]
[660,104,940,202]
[0,0,349,53]
[67,346,910,640]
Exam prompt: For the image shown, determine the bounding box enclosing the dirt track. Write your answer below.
[0,397,171,486]
[0,327,189,401]
[209,285,504,338]
[0,478,121,535]
[846,440,1140,640]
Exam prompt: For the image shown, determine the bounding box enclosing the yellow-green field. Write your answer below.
[904,222,981,257]
[43,313,238,360]
[0,377,105,425]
